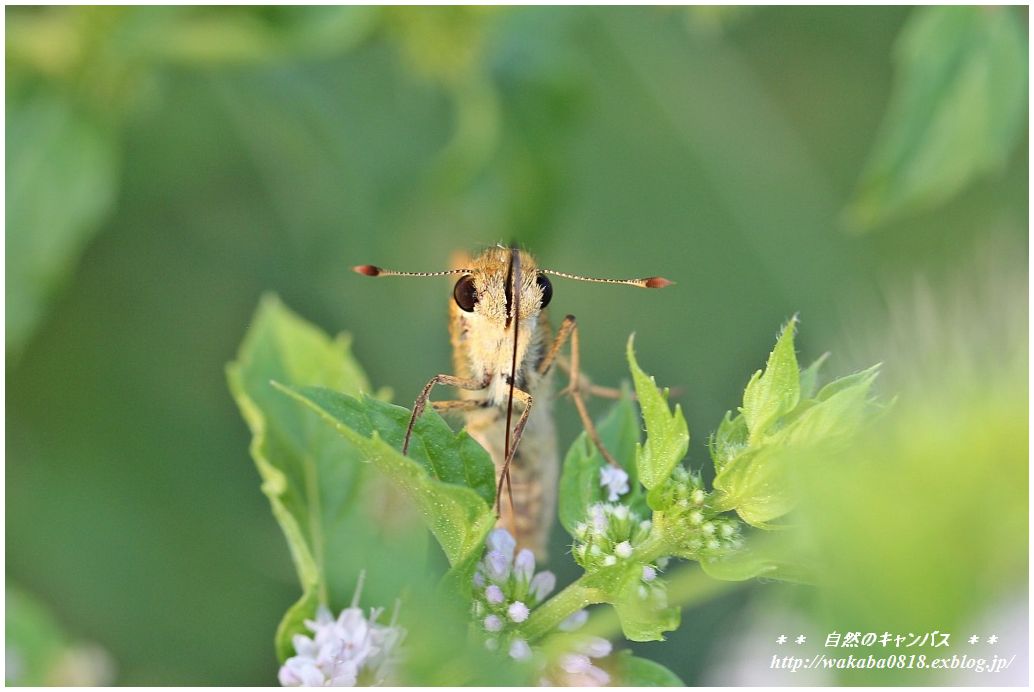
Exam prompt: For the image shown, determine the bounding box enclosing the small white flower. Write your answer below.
[577,637,612,659]
[602,555,617,567]
[558,610,589,632]
[279,657,332,687]
[541,633,612,682]
[509,638,533,661]
[514,549,536,582]
[507,601,530,623]
[486,528,517,558]
[691,489,706,505]
[642,565,657,582]
[554,650,610,686]
[720,523,736,538]
[599,467,630,502]
[589,504,608,533]
[688,510,703,525]
[529,571,556,602]
[614,541,633,559]
[485,584,505,605]
[612,504,630,521]
[484,615,503,632]
[559,653,593,675]
[486,551,511,582]
[702,522,716,535]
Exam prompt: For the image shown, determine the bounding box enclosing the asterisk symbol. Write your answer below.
[776,635,787,644]
[987,635,998,644]
[795,635,807,645]
[968,635,980,644]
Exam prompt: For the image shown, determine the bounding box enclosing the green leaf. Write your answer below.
[712,446,795,527]
[612,651,685,686]
[284,386,496,506]
[558,394,640,535]
[227,295,421,661]
[275,384,496,569]
[845,6,1027,230]
[814,363,881,402]
[627,335,689,490]
[715,356,880,526]
[6,586,112,686]
[6,587,69,685]
[7,90,119,356]
[740,317,800,442]
[779,369,879,448]
[607,569,681,642]
[798,352,830,400]
[698,534,812,583]
[708,409,748,473]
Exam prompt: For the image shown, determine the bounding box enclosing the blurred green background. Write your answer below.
[6,6,1027,685]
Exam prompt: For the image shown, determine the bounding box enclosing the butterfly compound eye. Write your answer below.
[536,274,553,308]
[453,275,478,312]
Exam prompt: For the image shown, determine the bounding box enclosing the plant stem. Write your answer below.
[522,527,740,643]
[521,579,598,642]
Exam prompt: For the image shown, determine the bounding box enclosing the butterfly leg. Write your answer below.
[431,399,487,413]
[494,386,533,522]
[403,373,489,455]
[539,315,621,469]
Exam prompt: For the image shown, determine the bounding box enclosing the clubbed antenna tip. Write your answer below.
[353,264,382,276]
[645,276,674,288]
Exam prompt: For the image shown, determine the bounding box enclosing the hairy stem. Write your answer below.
[522,580,598,642]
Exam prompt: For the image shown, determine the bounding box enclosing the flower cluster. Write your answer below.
[572,502,655,574]
[654,466,743,558]
[278,577,404,687]
[472,529,556,660]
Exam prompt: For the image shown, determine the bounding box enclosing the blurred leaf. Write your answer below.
[627,335,689,490]
[797,352,829,400]
[845,6,1027,230]
[612,650,685,686]
[394,578,525,686]
[6,587,114,685]
[814,362,879,402]
[698,533,811,584]
[777,368,878,447]
[275,384,496,570]
[740,316,799,443]
[6,90,118,356]
[227,295,383,661]
[6,587,67,685]
[800,377,1026,675]
[149,7,378,66]
[558,393,641,535]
